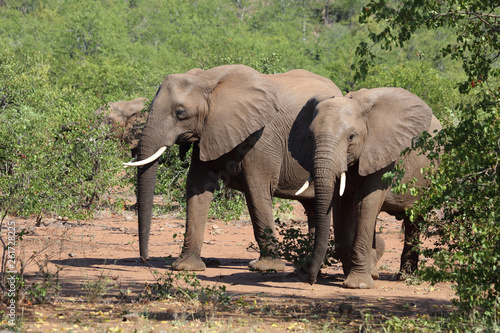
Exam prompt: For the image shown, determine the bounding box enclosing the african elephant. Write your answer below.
[295,88,442,289]
[124,65,342,272]
[96,97,149,157]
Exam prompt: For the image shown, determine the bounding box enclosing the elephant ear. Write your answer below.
[198,65,280,161]
[354,87,433,177]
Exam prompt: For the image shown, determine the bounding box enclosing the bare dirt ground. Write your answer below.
[2,199,456,332]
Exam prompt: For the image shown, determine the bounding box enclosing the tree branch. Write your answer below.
[432,11,500,31]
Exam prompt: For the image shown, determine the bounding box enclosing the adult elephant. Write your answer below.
[124,65,343,272]
[295,88,442,289]
[96,97,149,157]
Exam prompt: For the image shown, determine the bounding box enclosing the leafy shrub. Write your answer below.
[412,96,500,317]
[0,49,123,220]
[356,0,500,321]
[358,61,460,121]
[249,218,337,271]
[145,266,229,306]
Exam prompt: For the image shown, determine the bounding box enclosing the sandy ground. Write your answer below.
[3,200,456,331]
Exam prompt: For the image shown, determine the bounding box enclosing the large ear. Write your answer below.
[353,87,433,176]
[289,93,336,173]
[198,65,280,161]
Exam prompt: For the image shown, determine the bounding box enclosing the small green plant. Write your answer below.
[145,265,230,307]
[1,217,63,306]
[82,269,115,303]
[209,184,247,222]
[248,218,337,271]
[25,266,62,305]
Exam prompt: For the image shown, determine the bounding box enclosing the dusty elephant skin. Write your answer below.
[96,97,149,157]
[125,65,343,273]
[298,88,442,289]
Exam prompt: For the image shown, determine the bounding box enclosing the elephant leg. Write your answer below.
[171,162,217,271]
[343,174,389,289]
[246,190,286,272]
[333,192,355,277]
[397,214,421,279]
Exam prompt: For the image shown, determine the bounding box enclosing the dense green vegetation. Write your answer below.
[0,0,462,219]
[0,0,497,329]
[359,0,499,326]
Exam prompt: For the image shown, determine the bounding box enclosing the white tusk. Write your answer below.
[123,146,167,167]
[339,172,346,197]
[295,176,312,195]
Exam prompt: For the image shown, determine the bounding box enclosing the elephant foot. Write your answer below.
[281,272,305,283]
[343,272,375,289]
[371,266,380,281]
[249,257,286,272]
[171,253,206,271]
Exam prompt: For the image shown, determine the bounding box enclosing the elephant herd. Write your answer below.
[99,65,441,289]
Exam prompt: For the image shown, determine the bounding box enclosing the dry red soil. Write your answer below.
[4,200,456,331]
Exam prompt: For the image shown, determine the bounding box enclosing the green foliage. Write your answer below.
[357,0,500,321]
[3,2,495,317]
[82,269,115,303]
[414,96,500,317]
[146,266,230,306]
[383,311,500,332]
[249,218,337,270]
[152,147,190,213]
[359,61,459,121]
[0,49,123,219]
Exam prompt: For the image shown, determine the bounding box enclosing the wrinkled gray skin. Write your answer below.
[296,88,442,289]
[133,65,342,272]
[96,97,149,157]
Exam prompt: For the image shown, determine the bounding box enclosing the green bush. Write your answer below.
[0,49,123,220]
[356,0,500,321]
[414,95,500,317]
[358,61,460,121]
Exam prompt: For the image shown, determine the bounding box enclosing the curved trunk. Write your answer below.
[308,135,342,284]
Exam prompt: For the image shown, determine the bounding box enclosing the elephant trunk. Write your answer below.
[136,121,168,262]
[137,162,158,261]
[308,135,343,284]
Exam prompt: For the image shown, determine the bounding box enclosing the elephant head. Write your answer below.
[124,65,280,261]
[96,97,149,157]
[304,87,433,284]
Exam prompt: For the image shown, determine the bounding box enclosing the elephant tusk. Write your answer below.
[123,146,167,167]
[295,176,312,195]
[339,172,346,197]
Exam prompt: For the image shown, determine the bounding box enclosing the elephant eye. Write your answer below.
[347,133,356,142]
[175,108,188,120]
